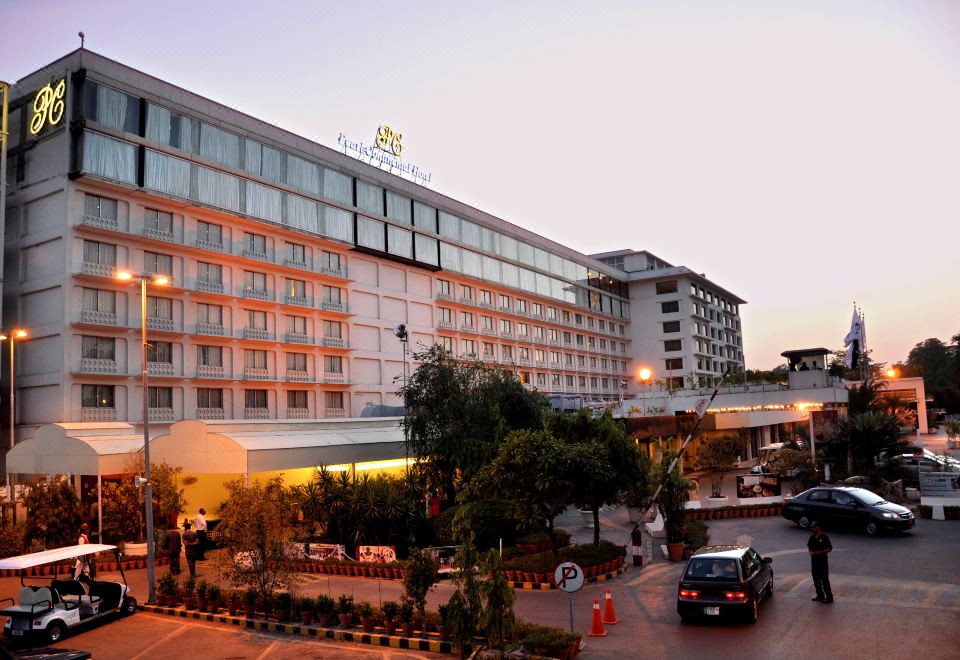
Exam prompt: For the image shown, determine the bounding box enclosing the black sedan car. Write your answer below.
[677,545,773,624]
[782,486,914,535]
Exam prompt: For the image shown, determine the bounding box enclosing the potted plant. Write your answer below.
[337,594,354,628]
[206,584,221,614]
[227,589,241,616]
[315,594,334,627]
[356,600,376,633]
[182,575,197,610]
[274,592,292,622]
[399,598,415,636]
[195,579,209,612]
[298,596,315,625]
[382,600,400,635]
[697,435,743,504]
[437,603,452,641]
[157,572,176,607]
[243,588,258,618]
[658,453,696,562]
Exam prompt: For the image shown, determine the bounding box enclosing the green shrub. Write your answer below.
[297,596,315,613]
[0,525,25,559]
[315,594,334,613]
[685,519,710,550]
[381,600,400,621]
[432,499,516,550]
[337,594,353,614]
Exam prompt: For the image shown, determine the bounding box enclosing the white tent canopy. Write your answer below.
[6,423,143,477]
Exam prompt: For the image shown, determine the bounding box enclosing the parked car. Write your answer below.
[782,486,914,535]
[677,545,773,624]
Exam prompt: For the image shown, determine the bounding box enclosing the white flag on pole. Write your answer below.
[843,306,863,369]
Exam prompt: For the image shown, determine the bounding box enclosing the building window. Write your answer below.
[145,209,173,233]
[481,290,493,305]
[501,319,512,333]
[321,251,342,272]
[197,262,222,285]
[84,194,118,221]
[286,278,306,298]
[656,280,678,295]
[323,320,342,339]
[482,316,494,331]
[245,389,268,408]
[146,296,173,320]
[324,355,342,373]
[518,323,529,337]
[664,339,683,352]
[662,321,681,333]
[287,352,308,372]
[325,391,344,409]
[197,388,223,408]
[83,240,116,266]
[245,349,267,369]
[502,345,513,360]
[245,232,267,256]
[144,252,173,276]
[517,299,527,314]
[461,285,473,301]
[82,288,116,313]
[147,340,173,363]
[438,279,452,295]
[197,221,222,246]
[534,326,545,340]
[519,347,530,361]
[246,309,267,330]
[665,358,684,370]
[461,311,474,327]
[285,242,306,264]
[565,375,574,386]
[148,386,173,408]
[287,315,307,335]
[462,339,476,355]
[483,342,495,358]
[197,303,223,325]
[322,286,341,304]
[532,303,543,316]
[536,373,547,386]
[197,345,222,367]
[439,308,452,324]
[244,271,267,292]
[288,391,308,409]
[661,301,680,314]
[441,337,454,352]
[499,295,511,309]
[81,384,114,408]
[81,336,115,360]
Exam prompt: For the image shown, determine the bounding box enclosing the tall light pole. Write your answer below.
[638,367,652,416]
[393,324,409,477]
[2,328,28,515]
[117,271,169,605]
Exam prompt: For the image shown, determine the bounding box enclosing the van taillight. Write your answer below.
[679,589,700,599]
[724,592,747,600]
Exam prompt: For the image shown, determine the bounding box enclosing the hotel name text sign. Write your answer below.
[30,79,66,135]
[337,124,432,186]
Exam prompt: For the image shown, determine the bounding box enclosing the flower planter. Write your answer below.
[339,613,353,628]
[228,600,240,616]
[667,542,685,562]
[504,569,517,582]
[385,619,398,635]
[402,621,415,636]
[361,617,376,633]
[439,625,451,642]
[317,613,334,627]
[534,572,546,584]
[244,603,256,618]
[300,610,314,625]
[183,597,197,610]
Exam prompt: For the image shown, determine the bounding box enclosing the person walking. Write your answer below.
[183,520,200,578]
[74,523,92,583]
[194,508,208,560]
[164,525,182,576]
[807,521,834,603]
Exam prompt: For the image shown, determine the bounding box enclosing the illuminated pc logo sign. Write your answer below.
[30,79,66,135]
[375,124,403,157]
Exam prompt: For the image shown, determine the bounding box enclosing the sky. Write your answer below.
[2,0,959,369]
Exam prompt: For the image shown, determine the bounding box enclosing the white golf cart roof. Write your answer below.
[0,544,117,570]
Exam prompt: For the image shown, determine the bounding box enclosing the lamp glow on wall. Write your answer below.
[1,328,28,509]
[116,271,170,605]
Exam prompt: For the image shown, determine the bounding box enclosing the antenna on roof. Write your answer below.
[79,32,85,48]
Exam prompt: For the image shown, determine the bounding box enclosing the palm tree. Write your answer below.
[835,411,903,474]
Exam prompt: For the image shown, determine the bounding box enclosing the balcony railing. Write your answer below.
[81,310,118,326]
[287,408,311,419]
[197,322,226,336]
[81,407,117,422]
[243,328,270,340]
[325,408,346,418]
[285,332,313,345]
[318,265,348,279]
[81,213,119,230]
[148,408,175,422]
[81,262,115,278]
[243,288,272,301]
[286,370,310,382]
[195,239,225,252]
[320,300,348,313]
[144,227,175,243]
[283,259,309,270]
[242,249,269,261]
[196,281,224,294]
[323,373,346,384]
[196,407,225,420]
[147,317,175,332]
[284,295,312,307]
[437,321,455,330]
[80,358,117,374]
[243,368,270,380]
[244,407,270,419]
[436,292,457,302]
[197,365,225,378]
[321,337,349,348]
[147,362,176,376]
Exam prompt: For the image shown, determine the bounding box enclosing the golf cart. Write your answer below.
[0,544,136,643]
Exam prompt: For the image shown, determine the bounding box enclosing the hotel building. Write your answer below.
[1,49,744,451]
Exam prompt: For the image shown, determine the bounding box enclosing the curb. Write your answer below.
[507,564,629,590]
[139,604,456,654]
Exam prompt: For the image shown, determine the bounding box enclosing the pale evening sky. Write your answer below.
[2,0,959,370]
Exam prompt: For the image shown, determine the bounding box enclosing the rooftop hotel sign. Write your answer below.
[29,79,65,135]
[337,124,433,186]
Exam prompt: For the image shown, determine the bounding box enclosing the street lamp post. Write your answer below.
[1,328,27,515]
[117,272,169,605]
[638,367,652,416]
[393,324,409,477]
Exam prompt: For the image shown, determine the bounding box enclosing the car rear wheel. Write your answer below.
[767,577,774,598]
[122,596,137,616]
[46,620,67,644]
[798,515,812,529]
[746,597,759,624]
[865,521,880,536]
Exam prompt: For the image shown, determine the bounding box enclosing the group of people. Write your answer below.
[163,508,207,578]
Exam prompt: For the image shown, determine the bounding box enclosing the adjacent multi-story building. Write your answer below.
[592,249,745,388]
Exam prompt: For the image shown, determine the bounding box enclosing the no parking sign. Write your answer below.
[555,561,584,632]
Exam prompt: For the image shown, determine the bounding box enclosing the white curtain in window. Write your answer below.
[323,320,341,337]
[387,225,413,258]
[145,104,171,145]
[286,194,319,233]
[499,235,518,261]
[200,124,240,168]
[322,205,354,242]
[386,192,412,224]
[245,350,267,369]
[482,256,501,283]
[246,181,282,222]
[197,166,240,212]
[413,201,437,233]
[145,150,190,198]
[461,250,482,278]
[84,133,136,184]
[439,242,460,271]
[97,85,127,131]
[356,181,383,216]
[519,268,536,292]
[518,242,534,265]
[460,220,481,247]
[324,355,343,373]
[287,155,319,194]
[322,168,352,204]
[244,141,262,176]
[536,273,551,296]
[357,217,385,251]
[261,147,283,182]
[414,234,438,266]
[179,116,195,153]
[438,212,460,239]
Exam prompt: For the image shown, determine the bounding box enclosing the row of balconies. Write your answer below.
[79,406,348,423]
[78,358,349,383]
[438,324,625,355]
[455,353,622,375]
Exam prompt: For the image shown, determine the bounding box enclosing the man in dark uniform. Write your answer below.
[164,525,182,576]
[807,521,833,603]
[183,520,200,578]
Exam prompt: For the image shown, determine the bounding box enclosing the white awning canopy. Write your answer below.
[6,423,143,476]
[0,544,117,570]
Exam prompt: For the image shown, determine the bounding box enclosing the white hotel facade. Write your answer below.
[1,50,745,450]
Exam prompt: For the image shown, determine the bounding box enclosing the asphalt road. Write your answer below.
[2,514,958,659]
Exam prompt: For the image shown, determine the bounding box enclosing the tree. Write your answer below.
[215,476,299,605]
[745,365,789,385]
[479,548,515,649]
[697,435,745,498]
[402,547,440,629]
[400,345,546,498]
[655,452,695,544]
[98,456,186,543]
[24,480,83,550]
[834,412,905,474]
[445,511,484,658]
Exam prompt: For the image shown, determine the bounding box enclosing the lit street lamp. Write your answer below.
[116,271,169,605]
[638,367,653,416]
[393,324,409,478]
[1,328,28,514]
[885,368,899,379]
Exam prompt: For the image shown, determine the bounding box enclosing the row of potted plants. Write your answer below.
[503,540,626,584]
[156,575,452,640]
[278,559,407,579]
[685,503,784,520]
[515,620,582,659]
[513,529,572,555]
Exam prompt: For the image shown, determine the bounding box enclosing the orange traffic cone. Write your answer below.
[602,588,619,624]
[588,599,607,637]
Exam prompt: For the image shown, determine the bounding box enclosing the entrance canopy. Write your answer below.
[149,418,406,475]
[6,423,143,476]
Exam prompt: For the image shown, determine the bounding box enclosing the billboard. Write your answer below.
[919,472,960,498]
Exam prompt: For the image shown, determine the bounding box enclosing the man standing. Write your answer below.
[194,508,207,561]
[807,521,834,603]
[164,525,182,576]
[74,523,91,582]
[183,520,200,578]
